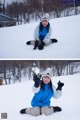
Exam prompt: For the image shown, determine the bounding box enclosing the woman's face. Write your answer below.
[42,20,48,27]
[42,76,51,84]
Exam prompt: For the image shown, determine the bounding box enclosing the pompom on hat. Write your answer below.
[41,13,50,22]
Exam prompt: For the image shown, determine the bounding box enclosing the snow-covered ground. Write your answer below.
[0,15,80,58]
[0,74,80,120]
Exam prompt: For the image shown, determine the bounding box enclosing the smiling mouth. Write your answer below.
[44,24,47,26]
[45,81,49,83]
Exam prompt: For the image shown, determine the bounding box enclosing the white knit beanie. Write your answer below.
[40,68,52,80]
[41,13,50,22]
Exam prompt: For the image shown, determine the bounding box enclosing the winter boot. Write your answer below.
[51,39,58,43]
[20,108,27,114]
[26,41,31,45]
[53,106,62,112]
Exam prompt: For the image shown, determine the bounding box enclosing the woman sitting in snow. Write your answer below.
[26,13,57,50]
[20,69,64,116]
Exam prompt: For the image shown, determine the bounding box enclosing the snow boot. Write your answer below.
[53,106,62,112]
[26,41,31,45]
[20,108,27,114]
[51,39,58,43]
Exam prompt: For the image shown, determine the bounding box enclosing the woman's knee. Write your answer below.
[32,107,40,116]
[41,106,53,116]
[26,107,40,116]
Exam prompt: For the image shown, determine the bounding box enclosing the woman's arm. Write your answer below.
[34,25,39,41]
[43,27,52,44]
[52,85,62,99]
[32,72,41,93]
[32,85,40,93]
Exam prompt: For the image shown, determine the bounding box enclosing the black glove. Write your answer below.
[33,40,39,50]
[33,73,40,87]
[38,41,45,50]
[56,81,64,91]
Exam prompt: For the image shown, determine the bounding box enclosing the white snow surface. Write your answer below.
[0,74,80,120]
[0,15,80,59]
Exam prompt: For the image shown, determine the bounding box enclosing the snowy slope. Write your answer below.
[0,74,80,120]
[0,15,80,58]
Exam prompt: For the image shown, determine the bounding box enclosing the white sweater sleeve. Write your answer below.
[52,85,62,99]
[34,25,39,41]
[32,85,40,93]
[43,26,52,44]
[34,25,52,43]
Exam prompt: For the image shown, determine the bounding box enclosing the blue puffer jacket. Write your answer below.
[39,27,48,40]
[31,84,54,107]
[34,22,52,44]
[39,22,50,40]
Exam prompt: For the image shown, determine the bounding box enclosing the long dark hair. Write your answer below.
[39,22,50,32]
[41,80,53,91]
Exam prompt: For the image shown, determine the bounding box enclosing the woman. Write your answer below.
[20,70,64,116]
[26,13,57,50]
